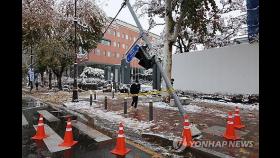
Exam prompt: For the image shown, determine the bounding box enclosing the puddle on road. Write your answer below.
[22,97,153,158]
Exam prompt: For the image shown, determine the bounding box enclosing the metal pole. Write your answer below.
[94,91,97,100]
[104,96,107,110]
[124,97,127,114]
[30,45,33,69]
[149,100,153,121]
[90,90,93,106]
[126,1,186,117]
[72,0,78,102]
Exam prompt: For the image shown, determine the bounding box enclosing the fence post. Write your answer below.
[90,90,92,106]
[149,100,153,121]
[124,97,127,114]
[105,96,107,110]
[112,89,115,99]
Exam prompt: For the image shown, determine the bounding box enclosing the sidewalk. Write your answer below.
[22,87,259,157]
[93,93,259,157]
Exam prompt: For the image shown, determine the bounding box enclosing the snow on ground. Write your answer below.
[140,101,229,118]
[64,101,91,108]
[141,101,203,113]
[140,84,153,92]
[64,101,154,132]
[194,98,259,111]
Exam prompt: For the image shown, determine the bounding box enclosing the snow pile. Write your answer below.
[143,69,152,76]
[80,77,106,85]
[80,67,104,79]
[64,101,92,108]
[64,101,155,131]
[141,84,153,92]
[142,101,203,113]
[194,98,259,111]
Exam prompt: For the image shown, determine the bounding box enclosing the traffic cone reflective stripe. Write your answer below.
[59,118,78,147]
[223,112,240,140]
[32,114,48,140]
[182,115,193,147]
[111,123,131,156]
[234,107,245,129]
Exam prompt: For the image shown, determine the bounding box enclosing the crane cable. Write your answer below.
[101,0,127,36]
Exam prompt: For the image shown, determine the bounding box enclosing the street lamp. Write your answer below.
[72,0,79,102]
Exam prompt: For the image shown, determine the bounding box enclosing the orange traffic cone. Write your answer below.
[59,117,78,147]
[234,107,245,129]
[110,123,131,156]
[223,112,240,140]
[32,114,48,140]
[181,115,193,147]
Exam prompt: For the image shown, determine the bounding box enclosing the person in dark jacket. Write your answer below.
[130,80,141,109]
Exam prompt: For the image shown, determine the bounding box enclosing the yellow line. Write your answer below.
[126,139,163,157]
[119,88,175,97]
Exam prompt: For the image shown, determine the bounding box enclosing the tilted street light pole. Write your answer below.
[72,0,79,102]
[125,0,201,135]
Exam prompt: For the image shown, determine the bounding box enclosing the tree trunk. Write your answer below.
[49,70,52,89]
[57,74,62,90]
[40,71,44,87]
[162,0,174,103]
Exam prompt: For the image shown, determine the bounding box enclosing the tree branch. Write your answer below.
[170,4,187,42]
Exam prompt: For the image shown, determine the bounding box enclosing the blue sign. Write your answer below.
[126,44,140,63]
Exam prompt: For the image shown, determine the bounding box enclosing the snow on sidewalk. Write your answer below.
[64,101,155,132]
[140,101,203,113]
[193,98,259,111]
[140,101,228,118]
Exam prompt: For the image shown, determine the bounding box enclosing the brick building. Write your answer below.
[80,19,160,69]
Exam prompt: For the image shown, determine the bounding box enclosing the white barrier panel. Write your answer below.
[172,43,259,95]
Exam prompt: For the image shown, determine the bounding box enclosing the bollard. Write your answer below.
[149,100,153,121]
[112,89,115,99]
[90,90,93,106]
[94,91,97,100]
[105,96,107,110]
[124,97,127,114]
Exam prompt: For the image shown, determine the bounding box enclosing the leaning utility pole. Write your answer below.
[125,0,201,135]
[125,1,186,116]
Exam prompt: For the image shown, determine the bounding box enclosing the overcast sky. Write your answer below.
[96,0,164,36]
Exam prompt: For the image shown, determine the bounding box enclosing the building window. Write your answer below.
[125,34,129,40]
[113,41,116,47]
[116,53,120,58]
[96,49,100,56]
[125,45,128,50]
[117,32,120,37]
[122,33,125,38]
[100,38,111,46]
[113,31,116,36]
[104,51,106,56]
[130,35,133,41]
[133,37,136,42]
[107,51,111,57]
[122,44,125,49]
[117,42,120,48]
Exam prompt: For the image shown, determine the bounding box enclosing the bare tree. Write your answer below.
[134,0,220,101]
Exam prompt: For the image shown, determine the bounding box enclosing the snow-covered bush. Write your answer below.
[80,67,104,79]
